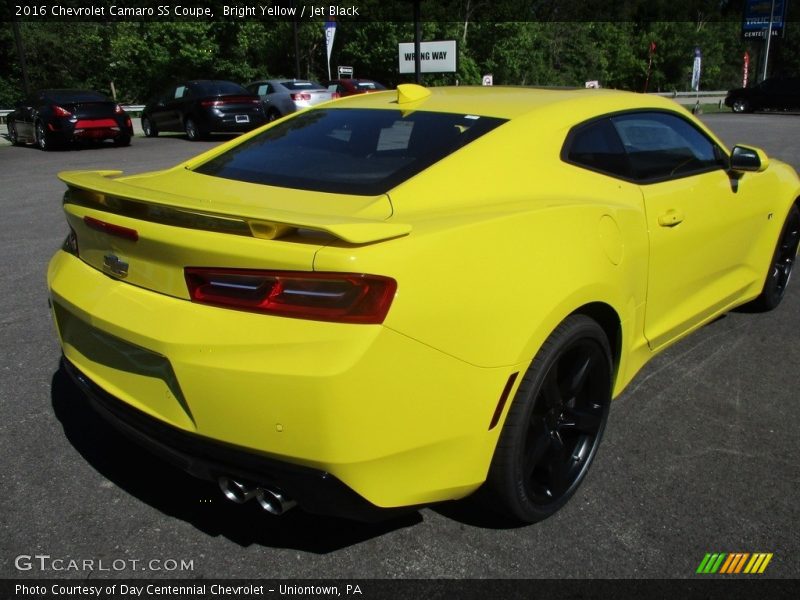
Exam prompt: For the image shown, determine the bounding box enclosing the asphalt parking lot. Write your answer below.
[1,113,799,580]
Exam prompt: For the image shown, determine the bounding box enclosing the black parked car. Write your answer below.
[7,89,133,150]
[141,80,266,140]
[725,77,800,113]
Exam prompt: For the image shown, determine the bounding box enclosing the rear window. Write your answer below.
[45,90,109,103]
[281,81,325,91]
[193,81,249,96]
[356,81,385,91]
[194,108,506,196]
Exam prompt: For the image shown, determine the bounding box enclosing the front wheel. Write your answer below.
[486,315,612,523]
[8,120,22,146]
[732,98,750,113]
[747,205,800,312]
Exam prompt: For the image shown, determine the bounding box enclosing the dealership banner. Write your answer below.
[691,47,702,92]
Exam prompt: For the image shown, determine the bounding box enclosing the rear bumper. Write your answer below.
[200,111,266,132]
[47,250,519,511]
[49,117,134,141]
[61,357,397,521]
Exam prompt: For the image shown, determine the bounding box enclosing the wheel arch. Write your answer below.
[570,301,622,379]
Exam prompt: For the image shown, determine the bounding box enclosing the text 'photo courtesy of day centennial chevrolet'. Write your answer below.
[47,84,800,523]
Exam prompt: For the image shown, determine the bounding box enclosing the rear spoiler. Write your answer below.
[58,170,411,244]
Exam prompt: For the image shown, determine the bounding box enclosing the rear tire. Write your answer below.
[184,117,205,141]
[114,135,131,147]
[141,116,158,137]
[267,109,280,122]
[747,204,800,312]
[486,315,612,523]
[35,120,56,151]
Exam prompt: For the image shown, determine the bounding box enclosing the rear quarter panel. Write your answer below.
[313,112,651,395]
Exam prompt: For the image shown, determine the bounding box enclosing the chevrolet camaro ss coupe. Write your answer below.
[48,85,800,523]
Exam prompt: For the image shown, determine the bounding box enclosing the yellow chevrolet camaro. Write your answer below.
[48,85,800,523]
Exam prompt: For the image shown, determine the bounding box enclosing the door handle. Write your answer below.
[658,209,684,227]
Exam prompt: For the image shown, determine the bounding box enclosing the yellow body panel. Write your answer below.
[47,86,800,512]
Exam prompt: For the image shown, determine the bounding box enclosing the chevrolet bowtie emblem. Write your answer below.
[103,253,129,278]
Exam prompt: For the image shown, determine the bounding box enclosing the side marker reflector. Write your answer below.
[489,372,519,430]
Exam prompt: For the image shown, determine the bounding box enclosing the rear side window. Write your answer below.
[611,112,724,180]
[194,108,506,195]
[564,118,629,178]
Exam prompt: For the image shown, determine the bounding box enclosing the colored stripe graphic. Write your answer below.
[697,553,773,574]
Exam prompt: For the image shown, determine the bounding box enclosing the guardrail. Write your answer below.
[651,91,728,98]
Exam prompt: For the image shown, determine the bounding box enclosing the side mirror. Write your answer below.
[729,145,769,173]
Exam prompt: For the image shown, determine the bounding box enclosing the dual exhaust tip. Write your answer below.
[218,477,297,515]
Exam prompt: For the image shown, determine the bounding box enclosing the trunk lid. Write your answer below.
[202,94,263,117]
[59,168,408,300]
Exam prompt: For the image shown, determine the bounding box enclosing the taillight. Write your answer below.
[290,92,312,101]
[62,227,79,257]
[52,105,72,117]
[200,96,260,107]
[185,268,396,324]
[115,104,124,114]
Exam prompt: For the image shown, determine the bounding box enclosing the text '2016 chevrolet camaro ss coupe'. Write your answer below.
[48,85,800,523]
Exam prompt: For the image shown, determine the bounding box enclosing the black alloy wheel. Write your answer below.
[487,315,612,523]
[184,118,202,141]
[35,121,49,150]
[267,109,280,122]
[141,117,158,137]
[732,98,750,113]
[749,204,800,311]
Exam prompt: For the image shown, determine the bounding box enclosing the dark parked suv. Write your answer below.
[141,80,266,140]
[725,77,800,113]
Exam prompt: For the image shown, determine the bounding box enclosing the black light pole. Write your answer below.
[292,1,301,78]
[12,19,30,95]
[413,0,421,83]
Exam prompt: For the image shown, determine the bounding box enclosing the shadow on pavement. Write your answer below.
[50,365,421,553]
[429,494,528,530]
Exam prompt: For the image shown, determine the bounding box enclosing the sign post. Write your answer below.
[762,0,776,81]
